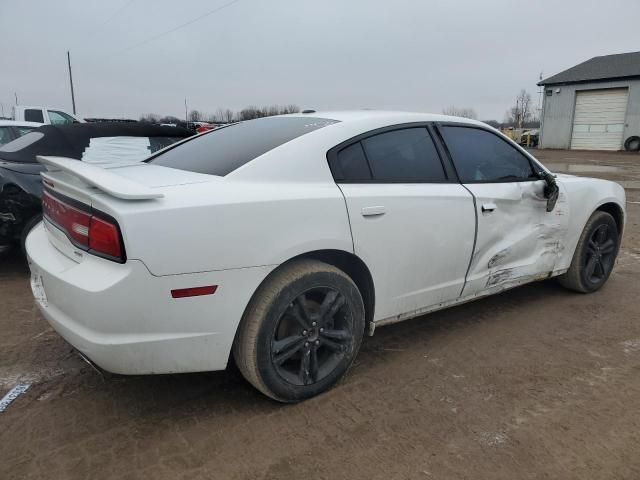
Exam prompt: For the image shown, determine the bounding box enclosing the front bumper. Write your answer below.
[26,223,273,375]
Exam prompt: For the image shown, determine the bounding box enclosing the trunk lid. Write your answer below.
[37,156,217,262]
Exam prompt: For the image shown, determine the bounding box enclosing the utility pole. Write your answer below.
[67,51,77,114]
[14,92,18,105]
[184,98,188,122]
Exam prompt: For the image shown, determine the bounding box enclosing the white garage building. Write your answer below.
[538,51,640,151]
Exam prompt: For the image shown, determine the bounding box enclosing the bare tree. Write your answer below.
[505,90,532,128]
[442,106,478,119]
[188,110,203,122]
[139,113,160,123]
[282,104,300,114]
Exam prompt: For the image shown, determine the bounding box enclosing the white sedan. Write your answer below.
[26,111,625,402]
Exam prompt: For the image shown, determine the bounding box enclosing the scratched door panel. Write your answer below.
[461,180,570,296]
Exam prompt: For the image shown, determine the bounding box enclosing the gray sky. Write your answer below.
[1,0,639,121]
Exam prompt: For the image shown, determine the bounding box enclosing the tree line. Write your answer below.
[442,89,540,129]
[139,104,300,125]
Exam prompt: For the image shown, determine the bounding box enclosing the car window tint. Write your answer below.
[16,126,36,136]
[48,110,76,125]
[24,109,44,123]
[148,136,186,153]
[0,132,44,155]
[442,126,536,182]
[0,127,13,146]
[361,128,446,182]
[149,116,339,176]
[331,142,371,181]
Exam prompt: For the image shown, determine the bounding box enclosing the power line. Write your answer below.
[118,0,242,54]
[96,0,137,31]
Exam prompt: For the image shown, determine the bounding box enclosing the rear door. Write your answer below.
[329,125,476,322]
[440,125,567,296]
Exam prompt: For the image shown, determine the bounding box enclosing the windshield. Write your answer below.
[148,116,338,176]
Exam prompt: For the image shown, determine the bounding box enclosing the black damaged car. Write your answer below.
[0,122,193,256]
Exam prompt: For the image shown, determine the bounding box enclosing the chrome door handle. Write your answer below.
[361,206,386,217]
[481,202,497,213]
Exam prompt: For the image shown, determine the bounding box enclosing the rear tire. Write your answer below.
[233,259,365,402]
[558,211,619,293]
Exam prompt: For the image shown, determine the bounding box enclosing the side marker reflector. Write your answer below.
[171,285,218,299]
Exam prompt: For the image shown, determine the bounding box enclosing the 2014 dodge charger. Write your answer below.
[26,111,625,402]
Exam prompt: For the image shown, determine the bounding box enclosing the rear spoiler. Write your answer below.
[37,156,163,200]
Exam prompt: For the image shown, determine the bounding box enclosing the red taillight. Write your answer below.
[42,190,125,263]
[42,190,91,247]
[89,216,123,260]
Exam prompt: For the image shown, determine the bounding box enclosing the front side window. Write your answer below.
[442,126,536,182]
[24,109,44,123]
[149,116,339,176]
[48,110,76,125]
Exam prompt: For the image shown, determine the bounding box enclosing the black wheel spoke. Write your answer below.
[587,239,598,255]
[319,293,345,326]
[309,348,319,383]
[594,259,605,277]
[322,337,346,353]
[290,296,311,329]
[273,335,305,365]
[600,239,616,255]
[318,291,339,318]
[321,328,351,342]
[585,255,598,278]
[300,349,312,385]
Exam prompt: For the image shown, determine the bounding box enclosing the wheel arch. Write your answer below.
[290,249,376,334]
[241,249,376,337]
[595,201,625,237]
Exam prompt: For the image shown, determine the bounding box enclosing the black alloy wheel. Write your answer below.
[271,287,353,386]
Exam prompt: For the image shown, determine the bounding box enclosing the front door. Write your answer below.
[328,126,476,322]
[440,125,568,296]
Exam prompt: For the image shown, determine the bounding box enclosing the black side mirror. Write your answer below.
[539,170,559,212]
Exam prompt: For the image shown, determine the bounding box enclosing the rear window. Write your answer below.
[24,109,44,123]
[148,116,338,176]
[0,131,44,154]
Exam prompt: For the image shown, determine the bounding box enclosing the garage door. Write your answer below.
[570,88,628,150]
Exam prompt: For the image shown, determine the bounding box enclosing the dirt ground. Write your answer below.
[1,149,639,480]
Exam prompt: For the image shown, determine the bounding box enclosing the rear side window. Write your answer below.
[362,128,446,182]
[442,126,536,182]
[329,127,446,183]
[149,116,338,176]
[333,143,371,181]
[24,109,44,123]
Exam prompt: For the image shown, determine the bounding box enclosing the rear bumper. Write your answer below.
[26,223,273,374]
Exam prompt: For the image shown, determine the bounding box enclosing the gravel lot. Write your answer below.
[1,149,639,480]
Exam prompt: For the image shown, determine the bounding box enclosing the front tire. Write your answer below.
[558,211,620,293]
[233,259,365,402]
